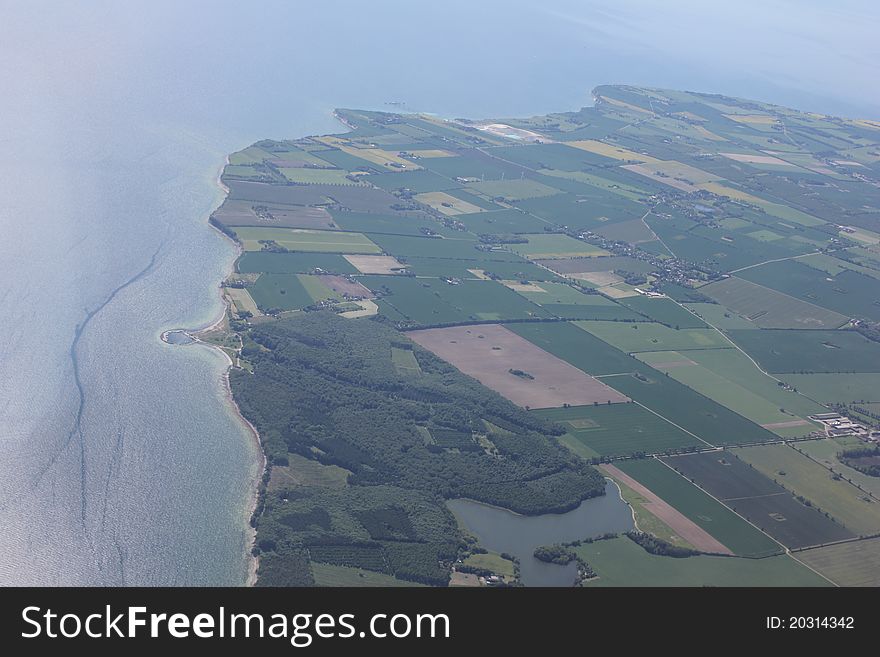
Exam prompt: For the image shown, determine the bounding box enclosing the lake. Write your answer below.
[448,481,634,586]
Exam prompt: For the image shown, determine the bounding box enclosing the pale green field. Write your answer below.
[682,302,758,329]
[310,563,424,587]
[226,287,260,316]
[279,168,360,185]
[794,439,880,499]
[515,281,621,306]
[467,178,561,201]
[576,320,731,353]
[298,274,341,302]
[578,536,829,587]
[780,373,880,404]
[391,347,421,376]
[507,234,609,259]
[463,552,516,578]
[680,348,826,419]
[235,227,381,253]
[267,453,350,491]
[636,350,815,430]
[797,537,880,586]
[734,444,880,536]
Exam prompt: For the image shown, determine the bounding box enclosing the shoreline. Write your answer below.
[191,152,266,587]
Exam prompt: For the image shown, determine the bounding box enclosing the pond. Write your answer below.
[447,480,634,586]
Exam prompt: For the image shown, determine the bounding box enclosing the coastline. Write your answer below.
[194,152,266,587]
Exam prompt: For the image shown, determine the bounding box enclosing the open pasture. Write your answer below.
[578,536,826,587]
[407,324,628,409]
[237,252,357,275]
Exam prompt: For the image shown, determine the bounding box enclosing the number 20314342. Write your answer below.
[767,617,854,630]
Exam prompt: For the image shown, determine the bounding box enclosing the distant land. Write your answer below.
[198,85,880,587]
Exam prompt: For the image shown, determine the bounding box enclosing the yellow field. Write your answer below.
[315,136,421,170]
[566,139,661,164]
[226,287,260,316]
[415,191,485,215]
[696,182,766,203]
[407,149,455,158]
[695,125,727,141]
[598,95,654,115]
[723,113,778,125]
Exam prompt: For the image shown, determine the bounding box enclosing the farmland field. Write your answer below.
[578,536,828,587]
[733,444,880,535]
[663,452,855,548]
[536,404,699,457]
[617,296,708,328]
[408,325,628,409]
[636,350,818,432]
[576,320,731,353]
[796,537,880,586]
[234,227,381,253]
[779,373,880,403]
[310,563,424,587]
[506,234,609,259]
[237,251,358,274]
[701,277,848,329]
[360,277,549,325]
[615,458,782,557]
[727,329,880,373]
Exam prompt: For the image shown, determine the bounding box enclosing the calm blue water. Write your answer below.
[0,0,876,585]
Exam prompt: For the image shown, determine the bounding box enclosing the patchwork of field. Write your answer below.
[600,464,732,553]
[733,444,880,536]
[235,227,381,253]
[701,277,849,329]
[796,536,880,586]
[537,404,699,458]
[578,536,826,587]
[225,87,880,587]
[663,452,855,548]
[407,324,629,409]
[636,350,819,433]
[615,458,782,557]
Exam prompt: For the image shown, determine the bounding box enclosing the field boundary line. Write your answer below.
[728,250,819,274]
[629,400,715,449]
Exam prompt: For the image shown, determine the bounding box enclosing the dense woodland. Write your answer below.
[231,312,606,586]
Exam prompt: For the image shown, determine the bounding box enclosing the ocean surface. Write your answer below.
[1,0,877,585]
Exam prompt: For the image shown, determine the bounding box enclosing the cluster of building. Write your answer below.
[809,412,880,441]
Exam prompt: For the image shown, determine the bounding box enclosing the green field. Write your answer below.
[280,168,360,185]
[682,302,759,329]
[237,251,358,274]
[249,273,338,311]
[618,296,708,328]
[467,178,562,201]
[778,373,880,403]
[728,329,880,373]
[578,536,828,586]
[576,320,731,353]
[796,537,880,586]
[462,552,516,579]
[636,350,818,431]
[511,282,644,320]
[737,259,880,322]
[734,444,880,535]
[506,234,609,259]
[701,277,848,329]
[310,563,424,587]
[535,403,701,457]
[235,227,381,253]
[794,438,880,499]
[615,459,782,557]
[369,233,520,260]
[391,346,422,376]
[361,277,549,325]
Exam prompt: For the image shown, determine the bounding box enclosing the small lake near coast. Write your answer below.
[447,480,634,586]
